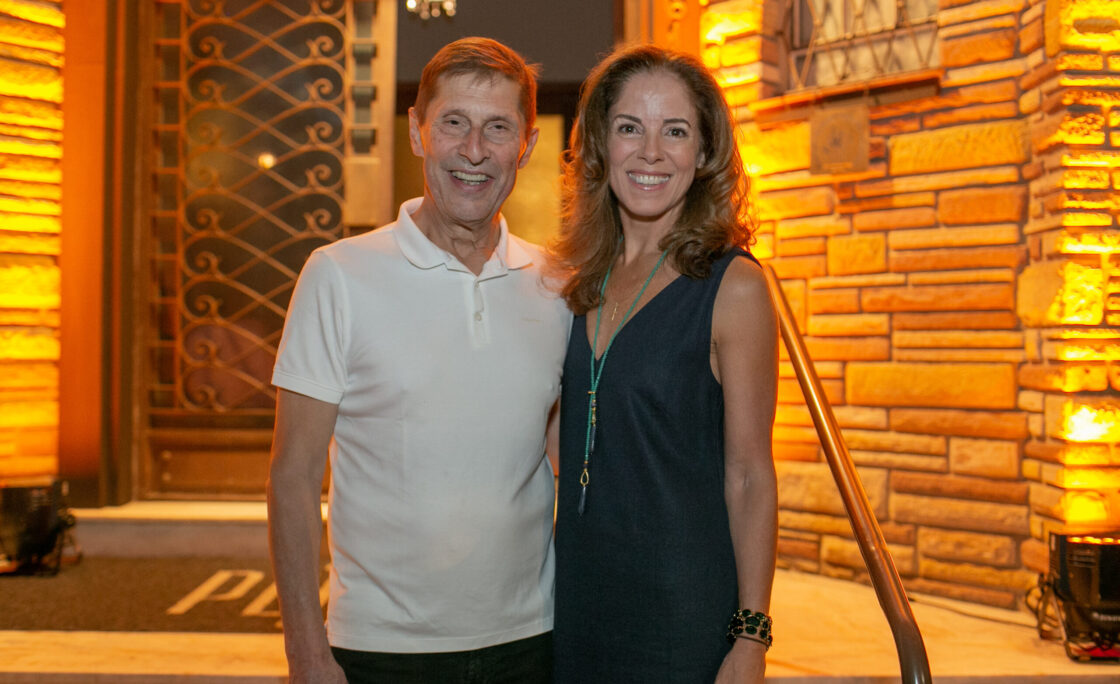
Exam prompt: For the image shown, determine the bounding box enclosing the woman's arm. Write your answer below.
[712,256,779,683]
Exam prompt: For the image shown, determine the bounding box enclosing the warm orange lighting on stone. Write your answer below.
[1048,328,1120,340]
[0,136,61,159]
[1062,402,1120,443]
[1048,2,1120,533]
[697,0,1120,604]
[1024,10,1120,532]
[705,36,762,70]
[1038,111,1107,149]
[0,212,59,233]
[0,0,65,27]
[1060,190,1120,212]
[1053,0,1120,53]
[0,255,59,309]
[1057,75,1120,91]
[1018,260,1106,326]
[1058,261,1105,324]
[1059,230,1120,254]
[0,400,57,429]
[1059,53,1106,71]
[1054,341,1120,362]
[1063,168,1112,189]
[1063,490,1111,527]
[1058,444,1120,467]
[751,232,774,260]
[0,96,61,129]
[1062,151,1120,167]
[699,2,760,46]
[0,3,63,481]
[1061,261,1106,326]
[1061,210,1114,227]
[1059,466,1120,490]
[737,122,811,176]
[0,329,59,361]
[0,62,61,103]
[714,63,762,88]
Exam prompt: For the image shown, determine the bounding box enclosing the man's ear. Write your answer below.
[518,126,540,170]
[408,107,425,157]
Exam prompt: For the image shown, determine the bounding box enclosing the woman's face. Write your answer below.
[606,70,703,231]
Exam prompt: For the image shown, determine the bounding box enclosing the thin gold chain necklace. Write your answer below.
[607,277,649,321]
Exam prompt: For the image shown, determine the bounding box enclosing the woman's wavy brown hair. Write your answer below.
[549,44,754,315]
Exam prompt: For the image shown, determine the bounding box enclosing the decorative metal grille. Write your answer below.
[150,0,353,420]
[783,0,938,90]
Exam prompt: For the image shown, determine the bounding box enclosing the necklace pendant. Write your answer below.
[581,250,668,521]
[578,468,589,515]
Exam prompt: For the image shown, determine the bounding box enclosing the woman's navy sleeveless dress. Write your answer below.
[553,248,755,683]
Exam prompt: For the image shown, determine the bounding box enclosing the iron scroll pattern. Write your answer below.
[152,1,348,416]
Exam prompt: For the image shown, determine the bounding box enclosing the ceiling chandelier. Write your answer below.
[406,0,456,19]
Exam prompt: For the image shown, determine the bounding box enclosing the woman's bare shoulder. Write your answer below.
[717,254,770,306]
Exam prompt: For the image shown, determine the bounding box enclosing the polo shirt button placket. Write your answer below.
[470,279,490,345]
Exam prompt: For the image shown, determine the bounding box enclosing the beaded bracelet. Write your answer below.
[725,608,773,649]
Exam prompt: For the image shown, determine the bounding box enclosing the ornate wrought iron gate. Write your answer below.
[141,0,391,498]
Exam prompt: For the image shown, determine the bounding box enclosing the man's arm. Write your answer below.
[267,388,345,684]
[545,398,561,475]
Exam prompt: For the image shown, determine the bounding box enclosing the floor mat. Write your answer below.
[0,556,328,633]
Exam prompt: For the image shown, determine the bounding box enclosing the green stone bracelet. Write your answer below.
[726,608,773,649]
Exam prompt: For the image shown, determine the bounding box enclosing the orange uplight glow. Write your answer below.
[1053,111,1119,524]
[1055,341,1120,361]
[0,6,63,480]
[1063,491,1111,527]
[1059,231,1120,255]
[700,5,759,46]
[1062,403,1120,443]
[1059,466,1120,490]
[1057,0,1120,53]
[1051,261,1106,325]
[1067,536,1120,545]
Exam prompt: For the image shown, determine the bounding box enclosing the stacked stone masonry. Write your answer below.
[0,5,64,482]
[702,0,1120,609]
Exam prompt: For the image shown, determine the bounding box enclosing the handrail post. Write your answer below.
[763,264,933,684]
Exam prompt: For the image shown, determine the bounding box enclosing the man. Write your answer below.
[267,38,569,684]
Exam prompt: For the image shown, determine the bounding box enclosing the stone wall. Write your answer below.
[700,0,1120,609]
[0,2,64,482]
[1018,0,1120,569]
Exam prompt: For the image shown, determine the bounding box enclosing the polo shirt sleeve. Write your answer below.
[272,249,349,404]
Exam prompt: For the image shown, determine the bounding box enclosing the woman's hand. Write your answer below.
[714,638,766,683]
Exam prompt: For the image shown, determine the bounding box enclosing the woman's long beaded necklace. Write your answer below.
[579,249,668,516]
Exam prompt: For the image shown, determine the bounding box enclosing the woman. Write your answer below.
[549,44,779,683]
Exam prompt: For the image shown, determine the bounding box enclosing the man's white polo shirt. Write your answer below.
[272,198,571,653]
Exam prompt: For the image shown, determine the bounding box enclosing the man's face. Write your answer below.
[408,73,538,232]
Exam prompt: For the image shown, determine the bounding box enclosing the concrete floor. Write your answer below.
[1,502,1116,683]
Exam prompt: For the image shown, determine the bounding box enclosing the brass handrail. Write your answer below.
[763,264,933,684]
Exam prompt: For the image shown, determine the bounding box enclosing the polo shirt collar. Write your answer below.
[395,197,533,274]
